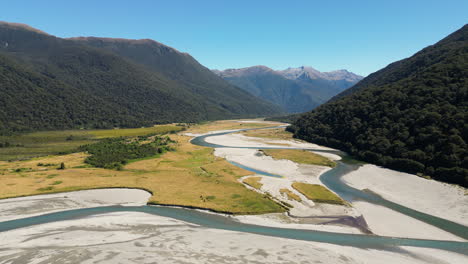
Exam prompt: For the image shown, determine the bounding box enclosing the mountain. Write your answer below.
[0,22,282,133]
[289,24,468,187]
[279,66,362,84]
[67,37,280,115]
[214,66,363,113]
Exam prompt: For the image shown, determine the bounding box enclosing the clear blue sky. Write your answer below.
[1,0,467,76]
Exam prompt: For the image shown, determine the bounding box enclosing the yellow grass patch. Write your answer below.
[188,120,276,133]
[242,177,263,190]
[279,188,302,202]
[88,125,183,138]
[292,182,346,205]
[0,132,284,214]
[240,127,293,140]
[261,149,336,167]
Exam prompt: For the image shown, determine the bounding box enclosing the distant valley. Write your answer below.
[0,8,467,264]
[0,22,364,134]
[214,66,362,113]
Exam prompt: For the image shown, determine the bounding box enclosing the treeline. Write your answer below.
[290,25,468,187]
[79,134,175,170]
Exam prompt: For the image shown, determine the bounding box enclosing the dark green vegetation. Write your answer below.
[80,134,174,170]
[0,22,282,134]
[214,66,362,113]
[0,141,22,148]
[69,37,280,117]
[0,125,183,161]
[290,25,468,187]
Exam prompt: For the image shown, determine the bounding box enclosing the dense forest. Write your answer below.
[80,134,174,170]
[0,22,282,134]
[290,25,468,187]
[69,37,281,117]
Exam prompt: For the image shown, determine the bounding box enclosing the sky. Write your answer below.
[1,0,467,76]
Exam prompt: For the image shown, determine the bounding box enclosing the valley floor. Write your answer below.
[0,189,466,264]
[203,126,466,242]
[0,119,466,263]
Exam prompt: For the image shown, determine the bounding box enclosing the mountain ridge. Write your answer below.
[67,36,281,115]
[0,21,283,133]
[214,65,363,113]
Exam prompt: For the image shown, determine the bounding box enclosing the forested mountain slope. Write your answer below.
[68,36,280,115]
[290,24,468,187]
[0,22,282,133]
[0,53,122,131]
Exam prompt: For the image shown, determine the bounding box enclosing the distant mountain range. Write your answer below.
[0,22,283,133]
[290,24,468,187]
[213,66,363,113]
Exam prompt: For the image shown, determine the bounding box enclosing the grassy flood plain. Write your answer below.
[0,125,184,161]
[0,120,343,214]
[242,176,263,190]
[0,121,285,214]
[292,183,347,205]
[261,149,336,167]
[239,127,293,140]
[187,119,276,133]
[279,188,302,202]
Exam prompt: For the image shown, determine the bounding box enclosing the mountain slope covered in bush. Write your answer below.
[0,22,282,133]
[290,25,468,187]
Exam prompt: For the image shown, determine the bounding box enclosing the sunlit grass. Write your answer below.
[279,188,302,202]
[188,120,276,133]
[261,149,336,167]
[0,129,285,214]
[88,125,182,138]
[240,127,292,140]
[242,176,263,190]
[292,182,346,205]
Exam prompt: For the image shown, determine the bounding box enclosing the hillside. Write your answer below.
[68,37,280,116]
[0,22,282,133]
[215,66,362,113]
[290,25,468,187]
